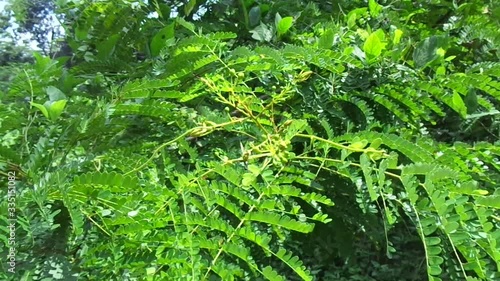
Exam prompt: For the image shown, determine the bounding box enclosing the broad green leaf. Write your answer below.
[445,55,456,61]
[357,29,369,40]
[347,12,357,28]
[250,23,273,42]
[343,46,354,56]
[464,88,478,114]
[176,17,195,32]
[48,99,68,121]
[248,6,261,27]
[444,221,459,233]
[436,47,446,57]
[393,29,403,44]
[346,8,368,29]
[46,86,66,101]
[369,138,383,149]
[156,3,171,19]
[184,0,197,16]
[364,32,383,59]
[97,34,120,59]
[275,14,293,36]
[373,29,386,42]
[146,267,156,276]
[150,23,175,57]
[452,91,467,118]
[368,0,383,17]
[318,29,335,49]
[33,51,55,73]
[242,173,256,186]
[413,35,448,68]
[31,102,50,119]
[75,24,88,40]
[275,12,282,30]
[436,66,446,76]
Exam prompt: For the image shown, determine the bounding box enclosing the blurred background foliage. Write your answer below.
[0,0,499,280]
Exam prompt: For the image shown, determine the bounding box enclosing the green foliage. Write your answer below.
[1,0,499,280]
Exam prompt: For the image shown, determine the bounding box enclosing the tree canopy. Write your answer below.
[1,0,499,280]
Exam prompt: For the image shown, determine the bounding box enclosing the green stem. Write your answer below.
[238,0,249,30]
